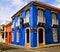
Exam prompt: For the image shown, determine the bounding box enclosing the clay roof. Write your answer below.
[11,1,60,19]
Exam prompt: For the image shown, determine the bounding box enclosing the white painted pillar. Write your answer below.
[43,32,45,45]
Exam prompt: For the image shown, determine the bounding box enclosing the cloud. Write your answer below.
[56,0,60,2]
[55,0,60,8]
[0,7,12,24]
[11,0,28,10]
[0,0,28,24]
[0,0,60,25]
[50,0,60,8]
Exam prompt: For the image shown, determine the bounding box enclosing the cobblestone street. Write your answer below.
[3,46,60,52]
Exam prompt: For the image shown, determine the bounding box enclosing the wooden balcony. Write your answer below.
[38,17,45,26]
[23,17,29,26]
[52,20,58,28]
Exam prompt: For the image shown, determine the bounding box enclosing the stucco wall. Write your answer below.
[12,4,60,47]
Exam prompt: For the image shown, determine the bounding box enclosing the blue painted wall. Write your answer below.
[12,16,20,45]
[30,5,37,47]
[12,4,60,47]
[43,9,53,44]
[19,11,26,46]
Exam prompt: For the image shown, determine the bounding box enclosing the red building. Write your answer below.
[5,22,12,44]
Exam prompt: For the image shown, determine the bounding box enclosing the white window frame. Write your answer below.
[16,30,20,42]
[24,10,29,24]
[53,28,58,42]
[16,17,20,27]
[52,13,58,25]
[12,32,14,42]
[37,9,45,24]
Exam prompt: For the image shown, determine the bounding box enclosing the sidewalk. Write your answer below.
[29,43,60,49]
[3,44,60,52]
[26,44,60,52]
[0,43,60,52]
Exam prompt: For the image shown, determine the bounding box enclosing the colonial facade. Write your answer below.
[12,1,60,47]
[5,22,12,44]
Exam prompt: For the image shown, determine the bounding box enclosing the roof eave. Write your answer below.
[11,1,60,19]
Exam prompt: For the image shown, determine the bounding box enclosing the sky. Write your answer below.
[0,0,60,24]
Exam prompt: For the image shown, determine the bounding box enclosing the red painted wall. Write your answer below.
[5,23,12,44]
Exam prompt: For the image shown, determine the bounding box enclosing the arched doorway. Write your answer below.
[25,28,30,47]
[37,27,45,47]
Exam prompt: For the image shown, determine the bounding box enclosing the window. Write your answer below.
[24,10,29,23]
[12,32,14,41]
[9,32,11,35]
[52,13,58,25]
[53,28,58,42]
[18,17,20,26]
[16,17,20,27]
[38,9,45,23]
[16,30,20,42]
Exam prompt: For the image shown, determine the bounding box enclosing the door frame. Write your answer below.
[25,28,30,47]
[37,27,45,47]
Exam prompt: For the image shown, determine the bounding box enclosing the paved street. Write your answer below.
[2,45,60,52]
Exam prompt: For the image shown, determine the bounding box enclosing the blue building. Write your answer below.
[11,1,60,48]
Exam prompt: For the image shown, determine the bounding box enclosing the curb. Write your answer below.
[0,42,60,49]
[29,44,60,50]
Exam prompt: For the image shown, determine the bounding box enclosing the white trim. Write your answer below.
[51,11,57,13]
[16,17,20,27]
[12,22,14,28]
[53,28,58,42]
[25,27,30,47]
[37,9,45,25]
[43,32,45,44]
[52,13,58,26]
[12,32,14,42]
[37,6,45,10]
[16,30,20,42]
[24,10,29,24]
[37,27,45,47]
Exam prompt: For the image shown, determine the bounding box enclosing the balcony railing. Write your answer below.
[53,28,58,42]
[52,19,58,28]
[24,17,29,24]
[38,16,45,24]
[38,16,45,26]
[52,19,58,25]
[23,13,29,25]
